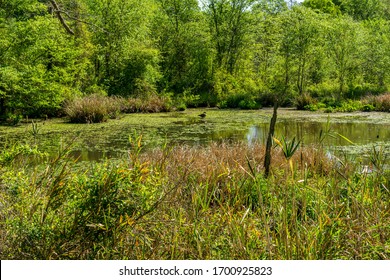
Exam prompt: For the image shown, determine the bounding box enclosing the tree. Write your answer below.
[361,19,390,91]
[153,0,212,94]
[0,0,91,118]
[302,0,341,15]
[341,0,383,20]
[254,0,287,15]
[86,0,160,96]
[325,15,362,99]
[289,6,319,95]
[205,0,254,74]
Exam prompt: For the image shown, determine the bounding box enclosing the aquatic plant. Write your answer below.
[64,95,121,123]
[273,136,301,177]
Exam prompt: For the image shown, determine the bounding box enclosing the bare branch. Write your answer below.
[49,0,75,35]
[57,9,110,34]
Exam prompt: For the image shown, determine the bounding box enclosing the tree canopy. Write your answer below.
[1,0,390,118]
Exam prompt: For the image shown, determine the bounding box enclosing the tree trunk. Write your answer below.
[264,100,278,178]
[0,97,5,117]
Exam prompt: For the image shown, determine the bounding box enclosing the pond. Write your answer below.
[1,108,389,162]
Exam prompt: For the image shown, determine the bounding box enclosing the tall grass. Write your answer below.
[64,94,174,123]
[64,95,122,123]
[295,92,390,112]
[122,94,173,113]
[0,139,389,259]
[364,93,390,112]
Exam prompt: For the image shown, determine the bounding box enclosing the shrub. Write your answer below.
[175,102,187,111]
[361,104,375,112]
[320,97,341,108]
[176,90,200,108]
[218,93,261,110]
[3,112,22,126]
[307,81,339,98]
[238,99,260,110]
[335,100,363,112]
[346,84,386,99]
[304,104,319,111]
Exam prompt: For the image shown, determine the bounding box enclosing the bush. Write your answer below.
[238,99,260,110]
[320,97,341,108]
[335,100,363,112]
[361,104,375,112]
[304,104,319,111]
[218,93,261,110]
[307,82,339,98]
[346,84,386,99]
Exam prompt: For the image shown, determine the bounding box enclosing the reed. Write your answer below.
[0,139,389,259]
[64,95,122,123]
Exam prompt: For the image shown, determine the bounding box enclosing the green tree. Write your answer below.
[302,0,341,15]
[288,7,319,95]
[205,0,254,74]
[86,0,160,96]
[324,15,362,99]
[341,0,383,20]
[254,0,287,15]
[153,0,212,94]
[361,19,390,91]
[0,0,91,118]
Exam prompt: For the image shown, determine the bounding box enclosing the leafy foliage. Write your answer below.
[2,0,390,117]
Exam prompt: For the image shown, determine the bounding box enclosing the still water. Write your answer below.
[68,110,389,161]
[1,109,389,162]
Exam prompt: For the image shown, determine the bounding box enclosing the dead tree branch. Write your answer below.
[49,0,75,35]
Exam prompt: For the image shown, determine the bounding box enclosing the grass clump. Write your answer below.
[122,94,173,113]
[64,95,122,124]
[295,93,317,110]
[64,94,174,124]
[364,93,390,112]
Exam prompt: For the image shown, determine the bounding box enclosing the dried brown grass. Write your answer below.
[64,95,121,123]
[141,142,335,187]
[364,92,390,112]
[121,95,172,113]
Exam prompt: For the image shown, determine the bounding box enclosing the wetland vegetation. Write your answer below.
[1,0,390,260]
[1,109,389,259]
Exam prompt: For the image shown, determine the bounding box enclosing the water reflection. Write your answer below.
[245,121,389,147]
[67,119,389,162]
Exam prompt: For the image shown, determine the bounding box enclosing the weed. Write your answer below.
[273,136,301,178]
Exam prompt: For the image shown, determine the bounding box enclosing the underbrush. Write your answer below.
[295,92,390,113]
[0,140,389,259]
